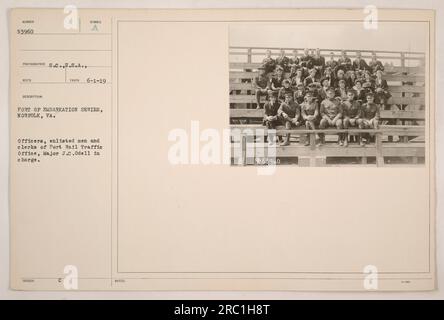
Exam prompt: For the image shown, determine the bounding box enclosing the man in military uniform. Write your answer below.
[353,79,368,101]
[325,51,338,72]
[335,79,348,101]
[362,71,375,92]
[278,92,301,146]
[290,67,305,88]
[334,69,347,88]
[303,68,319,87]
[300,91,319,146]
[319,78,331,101]
[322,67,335,87]
[374,70,391,107]
[270,65,286,92]
[261,49,276,74]
[262,92,280,129]
[293,83,306,104]
[275,49,291,72]
[319,87,344,146]
[337,50,352,72]
[288,64,298,79]
[342,90,363,147]
[368,52,385,74]
[352,51,370,72]
[290,49,300,68]
[359,92,380,146]
[253,66,270,109]
[278,79,294,102]
[311,48,325,79]
[300,48,313,69]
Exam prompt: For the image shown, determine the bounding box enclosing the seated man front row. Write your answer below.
[263,88,380,147]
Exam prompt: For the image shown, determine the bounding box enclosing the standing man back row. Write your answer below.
[261,48,385,75]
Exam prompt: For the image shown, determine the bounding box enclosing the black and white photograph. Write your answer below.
[229,22,427,166]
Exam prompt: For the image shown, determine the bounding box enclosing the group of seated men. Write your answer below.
[253,48,391,147]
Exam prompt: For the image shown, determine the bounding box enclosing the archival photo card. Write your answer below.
[9,8,435,292]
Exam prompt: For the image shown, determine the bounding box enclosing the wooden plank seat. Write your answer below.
[229,48,425,66]
[231,143,424,166]
[229,71,425,83]
[229,94,424,106]
[231,143,425,158]
[229,124,424,140]
[229,82,425,94]
[229,62,425,75]
[229,108,425,121]
[229,124,425,166]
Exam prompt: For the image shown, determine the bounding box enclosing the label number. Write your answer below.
[17,29,34,35]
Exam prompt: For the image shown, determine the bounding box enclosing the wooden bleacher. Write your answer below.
[229,47,426,166]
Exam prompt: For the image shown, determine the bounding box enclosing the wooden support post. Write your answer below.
[315,156,327,167]
[247,48,252,64]
[361,157,367,165]
[241,134,247,166]
[310,157,317,167]
[309,132,316,149]
[298,157,311,167]
[402,135,408,143]
[375,132,384,167]
[310,132,317,166]
[298,133,318,167]
[400,52,405,67]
